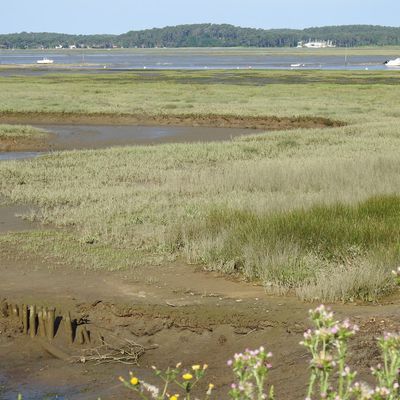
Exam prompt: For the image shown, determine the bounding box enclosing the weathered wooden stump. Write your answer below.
[47,307,55,340]
[3,301,94,351]
[29,305,36,338]
[38,308,47,338]
[22,304,28,335]
[64,311,73,344]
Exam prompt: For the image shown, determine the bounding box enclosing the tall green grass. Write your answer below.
[180,196,399,301]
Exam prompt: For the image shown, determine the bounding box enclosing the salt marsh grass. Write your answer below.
[0,70,398,124]
[1,70,400,301]
[0,124,47,138]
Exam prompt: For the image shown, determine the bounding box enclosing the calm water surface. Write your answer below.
[1,49,398,70]
[0,152,42,161]
[38,124,258,149]
[0,125,258,161]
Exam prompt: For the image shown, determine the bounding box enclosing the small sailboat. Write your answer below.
[384,58,400,67]
[37,58,54,64]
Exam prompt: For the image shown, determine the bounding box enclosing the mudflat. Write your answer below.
[1,238,400,398]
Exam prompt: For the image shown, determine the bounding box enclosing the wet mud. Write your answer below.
[1,248,400,399]
[0,135,53,153]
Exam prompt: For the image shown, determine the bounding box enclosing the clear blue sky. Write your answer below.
[1,0,399,34]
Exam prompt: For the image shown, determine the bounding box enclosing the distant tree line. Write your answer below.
[1,24,400,49]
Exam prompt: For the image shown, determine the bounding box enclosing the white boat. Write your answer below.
[297,40,335,49]
[384,58,400,67]
[37,58,54,64]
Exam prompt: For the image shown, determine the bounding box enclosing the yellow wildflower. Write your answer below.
[182,373,193,380]
[203,364,208,370]
[130,377,139,386]
[170,395,180,400]
[206,383,215,396]
[192,365,201,371]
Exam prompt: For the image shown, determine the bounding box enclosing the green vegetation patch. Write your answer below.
[181,196,399,302]
[0,124,48,138]
[0,70,398,124]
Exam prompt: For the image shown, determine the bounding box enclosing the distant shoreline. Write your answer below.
[2,23,400,49]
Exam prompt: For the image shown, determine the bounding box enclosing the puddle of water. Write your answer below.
[37,124,258,149]
[0,373,69,400]
[0,152,42,161]
[0,202,39,234]
[3,389,67,400]
[0,363,127,400]
[1,125,258,160]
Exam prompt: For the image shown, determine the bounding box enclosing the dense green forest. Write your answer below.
[1,24,400,49]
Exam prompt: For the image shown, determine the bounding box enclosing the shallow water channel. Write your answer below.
[39,124,258,149]
[0,152,42,161]
[0,124,257,162]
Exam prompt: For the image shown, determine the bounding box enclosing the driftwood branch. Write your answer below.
[74,338,145,365]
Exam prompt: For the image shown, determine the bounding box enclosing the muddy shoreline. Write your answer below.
[1,241,400,399]
[0,253,308,399]
[0,111,344,129]
[0,259,399,400]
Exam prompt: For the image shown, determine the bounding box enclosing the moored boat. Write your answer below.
[297,40,335,48]
[384,58,400,67]
[37,58,54,64]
